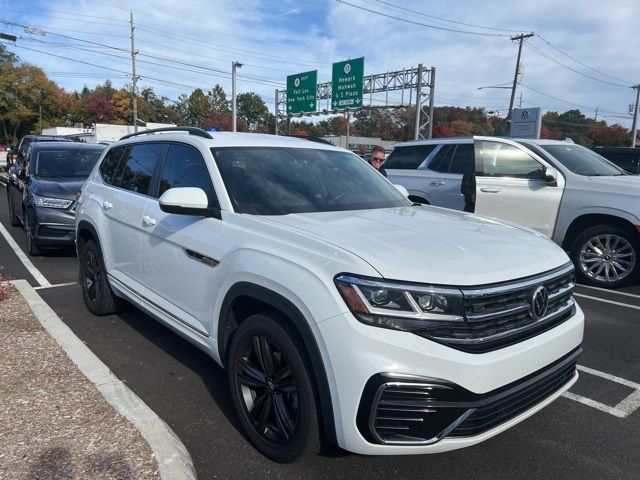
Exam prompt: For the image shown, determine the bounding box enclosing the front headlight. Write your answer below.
[335,274,464,331]
[32,193,73,209]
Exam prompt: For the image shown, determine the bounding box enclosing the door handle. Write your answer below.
[430,181,445,186]
[480,187,502,193]
[142,215,157,226]
[102,201,113,210]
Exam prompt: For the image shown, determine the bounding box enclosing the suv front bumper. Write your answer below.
[314,303,584,455]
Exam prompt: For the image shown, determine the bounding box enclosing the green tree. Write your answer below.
[236,92,273,132]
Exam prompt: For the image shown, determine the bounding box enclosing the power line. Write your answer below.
[534,34,634,85]
[370,0,526,33]
[335,0,511,37]
[13,44,131,75]
[520,83,630,116]
[524,42,632,88]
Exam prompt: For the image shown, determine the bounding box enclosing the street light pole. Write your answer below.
[232,61,243,132]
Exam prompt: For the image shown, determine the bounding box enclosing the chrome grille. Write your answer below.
[416,263,576,353]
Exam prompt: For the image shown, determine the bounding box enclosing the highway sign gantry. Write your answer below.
[331,57,364,109]
[286,70,317,114]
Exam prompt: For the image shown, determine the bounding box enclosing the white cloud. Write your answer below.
[2,0,638,126]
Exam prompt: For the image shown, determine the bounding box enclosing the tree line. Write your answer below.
[0,45,634,147]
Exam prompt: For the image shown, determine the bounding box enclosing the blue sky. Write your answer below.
[1,0,638,128]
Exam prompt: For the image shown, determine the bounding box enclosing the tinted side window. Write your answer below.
[120,143,163,195]
[159,144,218,207]
[449,144,474,174]
[99,147,127,186]
[476,141,545,179]
[428,145,454,172]
[385,144,437,169]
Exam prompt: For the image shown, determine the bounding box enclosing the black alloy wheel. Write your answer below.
[227,313,320,462]
[7,193,20,227]
[79,240,123,315]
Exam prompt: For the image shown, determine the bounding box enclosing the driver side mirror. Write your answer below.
[543,166,558,185]
[159,187,221,219]
[394,184,410,197]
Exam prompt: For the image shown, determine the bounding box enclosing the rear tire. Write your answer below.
[570,224,639,288]
[79,239,124,315]
[227,313,321,463]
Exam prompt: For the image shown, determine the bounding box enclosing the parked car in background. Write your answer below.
[14,135,73,165]
[591,146,640,174]
[6,142,105,255]
[388,137,640,288]
[386,138,473,209]
[75,127,583,462]
[0,145,8,170]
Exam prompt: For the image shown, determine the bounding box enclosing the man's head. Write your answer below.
[370,145,386,168]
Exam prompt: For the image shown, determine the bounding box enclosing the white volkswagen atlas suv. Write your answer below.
[75,127,584,462]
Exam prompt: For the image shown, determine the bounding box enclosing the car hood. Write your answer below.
[31,177,86,200]
[586,174,640,194]
[259,206,570,286]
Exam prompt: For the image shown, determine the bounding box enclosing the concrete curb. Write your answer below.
[12,279,197,480]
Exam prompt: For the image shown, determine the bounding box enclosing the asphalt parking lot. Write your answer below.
[1,177,639,480]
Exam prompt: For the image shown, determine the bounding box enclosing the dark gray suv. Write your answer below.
[7,142,105,255]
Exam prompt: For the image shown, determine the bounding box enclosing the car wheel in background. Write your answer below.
[570,224,639,288]
[25,218,41,256]
[227,313,321,463]
[79,239,124,315]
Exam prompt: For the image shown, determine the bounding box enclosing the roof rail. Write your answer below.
[285,135,334,145]
[119,127,213,141]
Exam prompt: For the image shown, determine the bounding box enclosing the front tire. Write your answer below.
[79,239,123,315]
[570,224,639,288]
[227,313,321,463]
[25,218,41,256]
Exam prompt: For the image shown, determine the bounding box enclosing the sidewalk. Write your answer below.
[0,280,196,479]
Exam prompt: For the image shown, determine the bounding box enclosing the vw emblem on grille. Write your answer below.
[530,286,549,320]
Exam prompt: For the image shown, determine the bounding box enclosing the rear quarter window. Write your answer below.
[385,144,437,170]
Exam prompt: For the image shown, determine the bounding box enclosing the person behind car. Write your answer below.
[368,145,387,177]
[461,164,476,213]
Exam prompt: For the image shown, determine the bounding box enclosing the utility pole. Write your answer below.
[345,110,350,150]
[507,33,534,120]
[413,63,423,140]
[594,107,598,122]
[631,84,640,148]
[232,61,243,132]
[129,10,138,133]
[428,67,435,138]
[518,92,523,109]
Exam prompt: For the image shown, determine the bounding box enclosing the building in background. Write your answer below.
[41,123,177,143]
[323,135,396,153]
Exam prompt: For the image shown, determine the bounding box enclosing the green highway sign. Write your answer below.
[286,70,317,114]
[331,57,364,109]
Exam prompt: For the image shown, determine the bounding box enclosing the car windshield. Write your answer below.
[34,148,104,177]
[212,147,410,215]
[539,144,625,176]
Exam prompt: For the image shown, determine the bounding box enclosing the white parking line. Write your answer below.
[577,283,640,300]
[34,282,77,290]
[574,293,640,311]
[563,365,640,418]
[0,222,51,287]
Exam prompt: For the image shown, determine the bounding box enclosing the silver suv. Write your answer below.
[388,137,640,288]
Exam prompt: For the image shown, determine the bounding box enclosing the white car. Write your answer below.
[388,137,640,288]
[75,127,584,462]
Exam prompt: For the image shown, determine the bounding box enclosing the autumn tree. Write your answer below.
[236,92,273,133]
